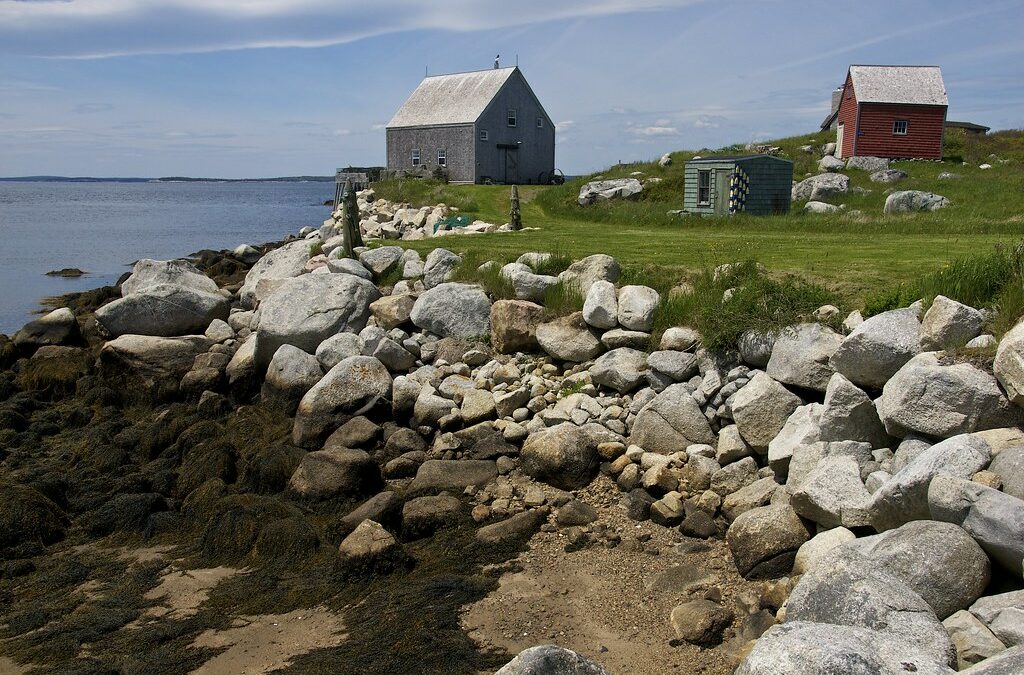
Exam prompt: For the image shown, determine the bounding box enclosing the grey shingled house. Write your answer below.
[386,67,555,185]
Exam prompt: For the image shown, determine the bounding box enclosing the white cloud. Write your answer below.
[0,0,709,58]
[333,129,351,136]
[631,126,680,137]
[556,119,575,131]
[693,115,719,128]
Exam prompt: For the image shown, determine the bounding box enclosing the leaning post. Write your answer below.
[510,185,522,231]
[340,178,362,258]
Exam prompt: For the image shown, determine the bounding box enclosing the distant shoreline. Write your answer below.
[0,175,335,183]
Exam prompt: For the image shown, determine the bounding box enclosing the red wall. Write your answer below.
[837,74,858,158]
[853,103,946,159]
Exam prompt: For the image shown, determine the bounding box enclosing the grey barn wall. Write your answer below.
[386,125,475,183]
[474,72,555,184]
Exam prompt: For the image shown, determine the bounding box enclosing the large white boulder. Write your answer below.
[876,352,1024,438]
[95,285,229,338]
[994,321,1024,406]
[422,248,462,289]
[536,312,602,362]
[921,296,984,351]
[929,475,1024,577]
[791,173,850,201]
[409,283,491,339]
[557,254,621,294]
[629,383,716,452]
[582,280,618,329]
[292,356,392,447]
[884,190,950,214]
[868,433,992,531]
[577,178,643,206]
[830,308,921,389]
[730,371,803,451]
[121,259,219,296]
[500,262,558,303]
[239,239,313,308]
[589,348,648,393]
[766,323,843,392]
[254,274,380,368]
[617,285,660,332]
[818,372,889,447]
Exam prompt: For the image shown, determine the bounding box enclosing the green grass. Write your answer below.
[374,129,1024,341]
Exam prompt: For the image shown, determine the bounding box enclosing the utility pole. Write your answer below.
[510,185,522,231]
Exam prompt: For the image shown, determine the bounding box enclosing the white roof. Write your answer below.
[849,65,947,106]
[387,67,518,128]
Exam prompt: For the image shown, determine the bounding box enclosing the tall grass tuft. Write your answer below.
[864,242,1024,335]
[542,281,585,318]
[650,260,841,350]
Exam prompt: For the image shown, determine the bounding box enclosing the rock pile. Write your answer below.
[318,187,508,243]
[7,228,1024,675]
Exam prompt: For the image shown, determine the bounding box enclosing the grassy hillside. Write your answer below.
[374,129,1024,340]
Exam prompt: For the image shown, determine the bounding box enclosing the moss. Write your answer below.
[15,348,89,397]
[176,442,237,497]
[0,482,67,550]
[199,494,303,564]
[252,516,323,565]
[238,444,305,494]
[0,334,16,370]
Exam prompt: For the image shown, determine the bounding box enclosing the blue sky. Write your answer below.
[1,0,1022,177]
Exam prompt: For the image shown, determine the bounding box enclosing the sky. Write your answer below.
[1,0,1022,178]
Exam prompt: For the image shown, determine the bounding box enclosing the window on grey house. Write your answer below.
[537,117,544,128]
[479,129,489,141]
[507,109,517,127]
[437,149,446,167]
[411,149,420,166]
[698,170,711,205]
[893,120,908,135]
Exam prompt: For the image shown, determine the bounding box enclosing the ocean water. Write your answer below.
[0,181,334,334]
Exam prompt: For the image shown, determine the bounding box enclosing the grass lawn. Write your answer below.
[378,130,1024,305]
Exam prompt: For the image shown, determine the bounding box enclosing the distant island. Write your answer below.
[0,175,334,183]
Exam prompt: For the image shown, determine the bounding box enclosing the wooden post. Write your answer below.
[510,185,522,231]
[340,178,363,259]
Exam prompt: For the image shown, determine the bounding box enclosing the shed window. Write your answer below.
[437,149,447,167]
[697,170,711,206]
[479,129,489,141]
[536,117,544,128]
[411,149,420,166]
[893,120,908,135]
[507,109,517,127]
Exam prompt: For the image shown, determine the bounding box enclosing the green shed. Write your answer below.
[683,155,793,216]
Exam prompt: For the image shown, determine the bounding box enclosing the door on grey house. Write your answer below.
[715,169,731,215]
[503,147,519,184]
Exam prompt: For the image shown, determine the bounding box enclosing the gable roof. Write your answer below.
[387,67,518,128]
[848,65,948,106]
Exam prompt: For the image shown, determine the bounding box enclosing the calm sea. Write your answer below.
[0,181,333,334]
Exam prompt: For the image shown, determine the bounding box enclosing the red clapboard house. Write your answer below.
[828,65,948,160]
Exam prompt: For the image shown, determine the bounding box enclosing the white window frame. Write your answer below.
[411,148,420,166]
[437,148,447,167]
[507,109,517,127]
[536,117,544,128]
[893,120,908,136]
[479,129,489,141]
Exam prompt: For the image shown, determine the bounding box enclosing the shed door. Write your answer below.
[715,169,731,215]
[836,124,845,160]
[504,148,519,184]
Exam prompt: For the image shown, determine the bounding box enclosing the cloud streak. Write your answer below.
[0,0,708,58]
